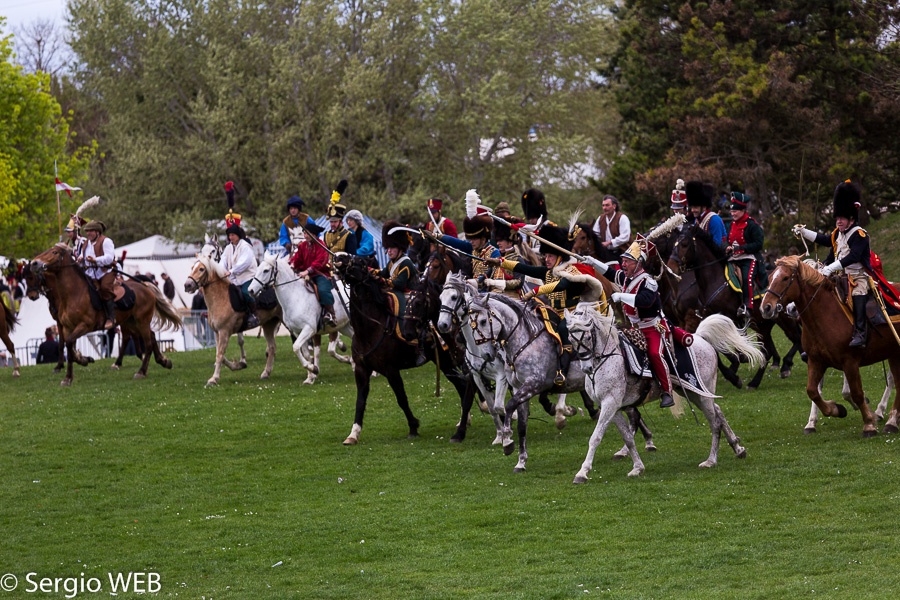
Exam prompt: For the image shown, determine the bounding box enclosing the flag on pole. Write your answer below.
[55,178,81,197]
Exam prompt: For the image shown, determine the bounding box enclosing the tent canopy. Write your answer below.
[117,234,200,260]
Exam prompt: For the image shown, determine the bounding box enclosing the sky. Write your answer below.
[1,0,67,34]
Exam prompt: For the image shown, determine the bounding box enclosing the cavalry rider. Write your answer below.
[686,180,727,247]
[482,218,528,299]
[424,198,458,238]
[64,215,87,256]
[372,220,425,365]
[592,239,675,408]
[344,209,375,263]
[726,192,765,318]
[289,221,338,328]
[279,194,316,256]
[221,220,260,330]
[487,224,603,386]
[324,180,356,259]
[521,188,548,226]
[77,220,117,330]
[425,212,500,281]
[793,180,883,348]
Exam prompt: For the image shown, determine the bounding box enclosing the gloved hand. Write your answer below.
[522,290,536,301]
[483,278,505,292]
[581,255,609,274]
[821,262,841,277]
[484,257,502,268]
[611,292,623,303]
[792,224,817,242]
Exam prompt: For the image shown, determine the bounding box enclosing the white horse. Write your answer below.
[247,251,353,384]
[567,307,765,483]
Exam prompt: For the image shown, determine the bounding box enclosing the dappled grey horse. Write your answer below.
[567,307,765,483]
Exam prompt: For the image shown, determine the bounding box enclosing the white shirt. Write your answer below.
[592,213,631,249]
[80,236,116,279]
[222,239,258,285]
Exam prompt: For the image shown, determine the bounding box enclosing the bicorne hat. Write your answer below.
[462,214,493,239]
[382,220,411,251]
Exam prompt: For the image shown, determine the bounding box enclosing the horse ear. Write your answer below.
[564,308,570,319]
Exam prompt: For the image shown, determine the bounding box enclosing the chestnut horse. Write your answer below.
[0,294,19,377]
[30,244,182,386]
[760,256,900,436]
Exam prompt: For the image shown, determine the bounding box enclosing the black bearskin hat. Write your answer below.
[382,220,411,250]
[833,180,861,221]
[521,188,547,220]
[537,225,570,256]
[493,219,519,244]
[462,214,493,239]
[685,180,714,208]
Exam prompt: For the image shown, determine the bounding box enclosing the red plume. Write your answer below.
[225,181,235,209]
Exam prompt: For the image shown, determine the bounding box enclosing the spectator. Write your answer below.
[592,194,632,256]
[161,272,176,301]
[36,326,61,365]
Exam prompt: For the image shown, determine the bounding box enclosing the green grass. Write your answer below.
[2,332,900,599]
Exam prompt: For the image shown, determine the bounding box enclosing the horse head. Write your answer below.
[338,255,374,286]
[248,251,279,298]
[185,254,225,293]
[424,247,455,285]
[200,233,222,262]
[31,243,74,275]
[565,303,614,375]
[438,272,470,333]
[759,255,825,320]
[21,263,43,301]
[467,294,503,362]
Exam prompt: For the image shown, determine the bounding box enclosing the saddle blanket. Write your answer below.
[88,280,135,312]
[228,284,277,312]
[619,333,719,398]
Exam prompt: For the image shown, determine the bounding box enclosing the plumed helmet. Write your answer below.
[670,178,687,210]
[64,215,86,232]
[521,188,547,220]
[286,195,305,210]
[730,191,751,211]
[462,214,493,239]
[81,220,106,234]
[686,180,714,208]
[327,180,349,219]
[537,224,569,256]
[382,220,411,250]
[327,203,347,219]
[833,180,861,221]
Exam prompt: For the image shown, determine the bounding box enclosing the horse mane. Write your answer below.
[776,255,829,288]
[688,224,727,261]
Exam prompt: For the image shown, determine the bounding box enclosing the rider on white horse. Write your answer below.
[288,222,337,328]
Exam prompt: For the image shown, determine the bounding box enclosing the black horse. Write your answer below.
[334,254,477,445]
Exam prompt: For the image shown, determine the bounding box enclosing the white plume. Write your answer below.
[465,189,481,218]
[674,178,685,191]
[567,208,585,235]
[74,195,101,217]
[646,213,686,241]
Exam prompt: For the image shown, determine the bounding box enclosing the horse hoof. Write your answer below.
[342,437,358,446]
[780,369,791,379]
[12,371,20,378]
[513,466,526,473]
[735,379,743,389]
[60,379,72,387]
[803,427,816,435]
[260,373,270,380]
[736,447,747,459]
[303,378,316,385]
[110,364,120,371]
[563,405,578,417]
[645,443,657,452]
[834,404,848,418]
[862,428,878,438]
[133,372,146,380]
[407,432,419,440]
[86,357,95,364]
[883,424,899,434]
[698,460,716,468]
[555,415,567,430]
[747,385,757,391]
[611,452,625,461]
[205,380,219,387]
[572,475,588,484]
[627,468,644,477]
[503,442,515,456]
[237,362,248,371]
[449,435,464,444]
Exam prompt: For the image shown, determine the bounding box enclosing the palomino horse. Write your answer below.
[333,254,477,445]
[760,256,900,436]
[0,293,19,377]
[30,244,182,386]
[184,253,282,386]
[248,251,353,384]
[567,307,765,482]
[668,224,803,388]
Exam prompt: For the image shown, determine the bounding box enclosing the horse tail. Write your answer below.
[2,299,18,330]
[693,314,765,369]
[144,282,183,332]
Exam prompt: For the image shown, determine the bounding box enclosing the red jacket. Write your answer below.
[289,239,331,278]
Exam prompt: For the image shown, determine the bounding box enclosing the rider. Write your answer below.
[64,215,87,256]
[425,212,500,281]
[289,222,338,328]
[345,209,376,263]
[482,219,527,299]
[792,180,875,348]
[324,180,357,259]
[594,239,675,408]
[670,179,689,220]
[78,220,117,330]
[686,180,727,247]
[373,220,425,365]
[424,198,458,238]
[726,192,765,318]
[488,224,603,386]
[279,194,316,256]
[221,220,260,330]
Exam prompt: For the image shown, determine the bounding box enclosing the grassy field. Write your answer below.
[1,330,900,600]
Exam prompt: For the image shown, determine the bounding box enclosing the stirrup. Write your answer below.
[660,392,674,409]
[554,370,566,386]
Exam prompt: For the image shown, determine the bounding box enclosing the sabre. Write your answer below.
[388,226,491,263]
[298,222,338,258]
[487,213,587,262]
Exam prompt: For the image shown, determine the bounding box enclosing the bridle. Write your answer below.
[763,263,822,318]
[568,310,618,377]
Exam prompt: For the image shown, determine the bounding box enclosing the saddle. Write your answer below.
[725,262,766,301]
[87,279,134,311]
[530,300,563,352]
[618,328,717,397]
[385,290,417,344]
[228,284,276,312]
[833,275,900,327]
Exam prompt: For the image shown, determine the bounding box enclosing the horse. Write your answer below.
[567,306,765,483]
[29,244,182,386]
[759,255,900,436]
[333,254,476,445]
[184,252,283,386]
[247,251,353,384]
[0,292,19,377]
[668,224,803,389]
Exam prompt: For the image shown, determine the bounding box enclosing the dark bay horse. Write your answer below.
[30,244,182,386]
[334,254,476,445]
[0,294,19,377]
[668,224,803,389]
[760,256,900,436]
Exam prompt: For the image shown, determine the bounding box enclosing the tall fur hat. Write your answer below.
[685,180,714,208]
[833,180,861,221]
[537,224,570,256]
[521,188,547,220]
[492,219,519,244]
[462,214,493,239]
[382,220,411,250]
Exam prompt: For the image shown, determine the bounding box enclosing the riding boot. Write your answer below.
[554,345,572,386]
[244,299,259,331]
[323,304,337,328]
[660,391,674,409]
[849,295,868,349]
[103,300,116,330]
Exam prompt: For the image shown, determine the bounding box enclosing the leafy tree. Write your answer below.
[0,20,93,257]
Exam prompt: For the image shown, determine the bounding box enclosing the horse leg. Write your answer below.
[614,406,655,457]
[694,396,724,468]
[574,398,625,483]
[235,332,248,370]
[502,390,534,455]
[328,331,351,364]
[259,321,277,380]
[62,338,76,386]
[446,361,475,443]
[513,400,529,473]
[384,369,420,439]
[112,330,127,370]
[844,366,878,437]
[207,331,230,386]
[876,370,893,422]
[293,326,318,384]
[883,362,900,434]
[538,391,556,416]
[611,412,644,477]
[555,393,575,430]
[150,332,173,369]
[717,355,742,389]
[805,360,848,424]
[713,402,746,459]
[780,342,799,379]
[1,329,19,378]
[133,329,154,380]
[344,364,373,445]
[580,390,599,420]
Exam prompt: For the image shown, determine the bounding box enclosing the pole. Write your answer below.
[54,160,62,240]
[486,214,586,262]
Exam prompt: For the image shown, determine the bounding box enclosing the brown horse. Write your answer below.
[184,253,282,386]
[30,244,182,386]
[0,295,20,377]
[760,256,900,436]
